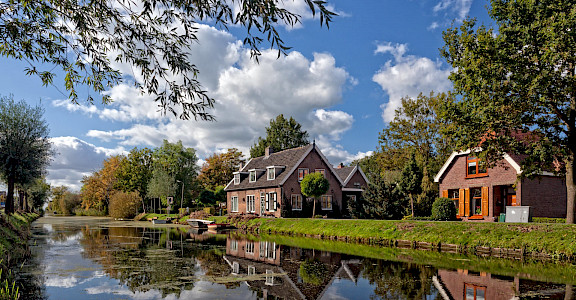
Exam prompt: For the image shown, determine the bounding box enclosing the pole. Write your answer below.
[180,181,184,212]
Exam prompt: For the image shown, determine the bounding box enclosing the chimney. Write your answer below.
[337,163,344,169]
[238,162,243,171]
[265,146,274,156]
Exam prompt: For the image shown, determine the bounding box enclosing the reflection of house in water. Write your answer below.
[435,269,568,300]
[224,237,362,300]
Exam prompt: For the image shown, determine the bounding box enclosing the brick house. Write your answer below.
[224,143,368,218]
[434,150,566,221]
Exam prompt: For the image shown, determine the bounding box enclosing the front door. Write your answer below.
[260,192,265,215]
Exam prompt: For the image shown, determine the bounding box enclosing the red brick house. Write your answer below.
[224,143,368,218]
[434,150,566,221]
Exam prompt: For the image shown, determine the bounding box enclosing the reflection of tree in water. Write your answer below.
[79,226,212,298]
[11,225,48,300]
[361,258,435,300]
[300,259,328,286]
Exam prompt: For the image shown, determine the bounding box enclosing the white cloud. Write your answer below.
[433,0,473,21]
[48,137,126,191]
[372,42,452,122]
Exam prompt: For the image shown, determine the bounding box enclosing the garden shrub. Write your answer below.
[431,197,456,221]
[109,191,141,219]
[532,217,565,223]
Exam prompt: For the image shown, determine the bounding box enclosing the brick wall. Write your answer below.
[437,269,518,300]
[344,170,368,189]
[519,176,566,218]
[227,187,282,217]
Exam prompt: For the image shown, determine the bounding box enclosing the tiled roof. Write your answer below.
[334,166,354,182]
[225,145,313,191]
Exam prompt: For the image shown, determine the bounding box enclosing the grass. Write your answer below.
[219,217,576,259]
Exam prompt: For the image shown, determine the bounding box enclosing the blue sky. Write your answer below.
[0,1,492,190]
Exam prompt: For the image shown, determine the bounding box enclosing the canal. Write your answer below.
[15,216,576,299]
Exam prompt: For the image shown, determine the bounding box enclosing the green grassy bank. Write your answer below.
[216,217,576,260]
[0,211,39,299]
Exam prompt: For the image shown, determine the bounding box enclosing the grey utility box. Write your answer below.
[505,206,531,223]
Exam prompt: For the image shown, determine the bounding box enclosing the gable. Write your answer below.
[434,151,521,183]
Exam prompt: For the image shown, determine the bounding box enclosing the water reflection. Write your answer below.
[16,217,576,299]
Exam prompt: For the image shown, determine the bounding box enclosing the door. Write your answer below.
[260,192,265,215]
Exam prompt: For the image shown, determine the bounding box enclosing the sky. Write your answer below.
[0,0,493,191]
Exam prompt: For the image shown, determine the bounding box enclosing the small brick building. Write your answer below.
[224,143,368,218]
[434,150,566,221]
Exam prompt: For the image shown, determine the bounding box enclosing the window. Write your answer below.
[265,269,274,286]
[267,167,275,180]
[246,241,255,254]
[298,168,309,181]
[230,239,238,251]
[231,196,239,212]
[248,265,255,276]
[291,194,302,210]
[347,195,356,204]
[465,284,486,300]
[249,171,256,182]
[321,195,332,210]
[232,261,239,274]
[467,156,487,177]
[449,189,460,215]
[233,173,240,185]
[266,192,277,211]
[470,188,482,216]
[260,192,266,215]
[246,195,255,213]
[354,182,361,188]
[315,169,325,177]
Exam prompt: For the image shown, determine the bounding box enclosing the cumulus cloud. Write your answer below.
[433,0,473,21]
[372,42,452,122]
[47,137,126,191]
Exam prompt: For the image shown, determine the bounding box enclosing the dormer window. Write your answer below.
[234,173,240,185]
[267,167,275,180]
[249,170,256,182]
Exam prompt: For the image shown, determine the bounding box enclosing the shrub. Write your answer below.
[532,217,565,223]
[431,197,456,221]
[109,191,141,219]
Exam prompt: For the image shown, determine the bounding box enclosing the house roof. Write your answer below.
[225,145,313,191]
[335,165,370,186]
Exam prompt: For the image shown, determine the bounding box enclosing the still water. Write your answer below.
[15,216,576,299]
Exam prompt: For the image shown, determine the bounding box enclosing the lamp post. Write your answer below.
[176,180,184,213]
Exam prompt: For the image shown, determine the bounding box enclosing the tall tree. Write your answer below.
[25,177,51,211]
[441,1,576,223]
[80,155,124,212]
[250,114,309,157]
[300,172,329,217]
[398,154,422,218]
[197,148,244,191]
[147,167,177,212]
[0,1,335,120]
[0,95,52,214]
[356,176,406,220]
[116,147,154,211]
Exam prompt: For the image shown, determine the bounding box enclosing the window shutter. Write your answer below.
[442,190,448,198]
[458,189,465,217]
[265,194,269,210]
[273,193,277,210]
[464,188,470,217]
[481,186,489,216]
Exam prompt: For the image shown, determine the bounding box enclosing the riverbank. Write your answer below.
[216,216,576,260]
[0,211,39,299]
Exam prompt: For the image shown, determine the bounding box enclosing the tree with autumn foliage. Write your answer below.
[197,148,244,191]
[441,1,576,223]
[80,155,125,213]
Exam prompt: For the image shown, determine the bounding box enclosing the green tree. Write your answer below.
[197,148,244,191]
[26,177,51,211]
[352,175,406,220]
[250,114,309,158]
[116,147,154,212]
[300,172,329,217]
[398,154,422,217]
[0,1,335,120]
[147,167,176,212]
[441,1,576,223]
[0,95,52,214]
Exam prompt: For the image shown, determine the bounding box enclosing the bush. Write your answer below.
[532,217,566,223]
[431,197,456,221]
[109,191,141,219]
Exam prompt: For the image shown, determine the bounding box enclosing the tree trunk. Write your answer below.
[312,197,316,218]
[23,191,29,212]
[565,284,573,300]
[5,176,14,214]
[410,194,414,217]
[18,189,24,211]
[566,155,575,224]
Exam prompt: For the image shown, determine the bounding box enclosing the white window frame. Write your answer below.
[298,168,309,181]
[248,265,255,276]
[249,170,256,182]
[230,239,238,251]
[246,195,255,213]
[267,192,277,211]
[233,173,240,185]
[232,261,239,274]
[267,167,275,180]
[246,241,255,254]
[260,192,265,215]
[265,269,274,286]
[291,194,302,210]
[321,195,332,211]
[231,196,239,212]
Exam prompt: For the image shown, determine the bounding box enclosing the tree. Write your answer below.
[300,172,329,217]
[0,95,52,214]
[0,1,335,120]
[250,114,309,158]
[80,155,124,213]
[109,191,141,219]
[116,147,154,212]
[197,148,244,191]
[26,177,51,211]
[398,154,422,217]
[351,175,406,220]
[441,1,576,223]
[147,167,176,212]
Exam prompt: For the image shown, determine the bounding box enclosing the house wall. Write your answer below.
[520,176,567,218]
[344,171,367,189]
[227,187,282,217]
[438,155,518,220]
[281,149,344,217]
[437,269,518,300]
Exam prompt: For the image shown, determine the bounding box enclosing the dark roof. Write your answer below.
[334,166,354,182]
[225,145,313,191]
